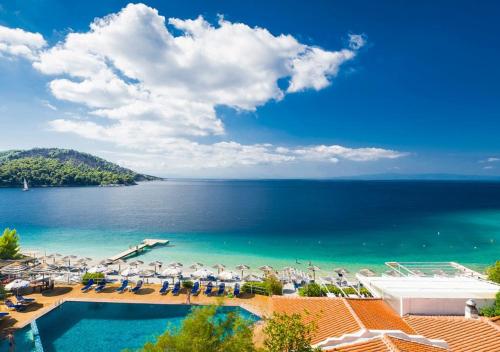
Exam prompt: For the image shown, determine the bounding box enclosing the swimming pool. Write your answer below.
[4,302,259,352]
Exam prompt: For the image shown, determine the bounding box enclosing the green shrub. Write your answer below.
[480,291,500,317]
[0,228,21,260]
[299,283,323,297]
[182,280,193,290]
[263,312,320,352]
[82,272,105,284]
[0,284,6,300]
[242,282,269,296]
[486,261,500,284]
[264,275,283,296]
[299,284,372,297]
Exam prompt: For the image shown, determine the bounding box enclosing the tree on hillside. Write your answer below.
[140,305,256,352]
[0,228,21,259]
[263,312,320,352]
[486,261,500,284]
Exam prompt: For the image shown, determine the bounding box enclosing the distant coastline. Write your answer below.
[0,148,160,188]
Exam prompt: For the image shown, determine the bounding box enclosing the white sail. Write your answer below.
[23,178,29,191]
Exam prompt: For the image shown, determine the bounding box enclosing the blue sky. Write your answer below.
[0,0,499,178]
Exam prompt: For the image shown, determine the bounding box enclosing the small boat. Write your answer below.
[23,178,29,191]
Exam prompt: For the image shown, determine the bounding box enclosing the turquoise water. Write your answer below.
[3,302,258,352]
[1,180,500,272]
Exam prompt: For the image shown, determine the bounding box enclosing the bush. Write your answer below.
[0,284,6,300]
[299,284,372,297]
[139,304,256,352]
[264,275,283,296]
[0,228,21,260]
[82,272,105,284]
[300,283,323,297]
[486,261,500,284]
[242,276,283,296]
[182,280,193,290]
[480,291,500,317]
[263,312,320,352]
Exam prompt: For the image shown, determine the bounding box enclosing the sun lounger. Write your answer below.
[217,283,225,296]
[81,278,95,292]
[172,281,181,296]
[159,281,169,295]
[16,295,35,304]
[233,283,240,297]
[204,282,213,295]
[5,299,26,312]
[131,280,143,294]
[191,281,200,295]
[0,312,9,319]
[95,280,106,293]
[116,279,129,293]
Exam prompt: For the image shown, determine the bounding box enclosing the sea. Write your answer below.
[0,180,499,273]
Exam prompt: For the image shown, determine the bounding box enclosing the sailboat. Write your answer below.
[23,178,29,191]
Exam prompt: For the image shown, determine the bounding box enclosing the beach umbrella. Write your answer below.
[62,255,78,268]
[259,265,273,272]
[31,262,56,274]
[139,269,155,277]
[112,259,127,272]
[307,265,321,281]
[384,270,399,277]
[218,271,236,281]
[243,274,263,282]
[191,268,214,280]
[212,263,226,274]
[189,263,204,270]
[334,267,349,275]
[6,279,30,291]
[161,267,182,277]
[168,262,183,268]
[88,265,108,274]
[1,261,29,276]
[358,268,376,277]
[121,267,139,277]
[236,264,250,277]
[48,253,62,264]
[149,261,163,274]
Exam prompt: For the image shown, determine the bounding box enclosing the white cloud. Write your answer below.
[479,157,500,163]
[39,99,57,111]
[0,25,46,59]
[1,3,407,173]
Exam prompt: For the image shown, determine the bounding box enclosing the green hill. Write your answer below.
[0,148,159,187]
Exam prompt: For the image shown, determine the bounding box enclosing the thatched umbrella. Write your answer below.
[62,255,78,268]
[48,253,62,264]
[307,265,321,281]
[258,265,273,272]
[358,268,376,277]
[1,261,29,276]
[235,264,250,278]
[189,263,204,270]
[243,274,263,282]
[149,261,163,275]
[212,263,226,274]
[168,262,183,268]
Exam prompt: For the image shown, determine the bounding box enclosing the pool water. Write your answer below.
[4,302,259,352]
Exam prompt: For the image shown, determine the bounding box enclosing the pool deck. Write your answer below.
[0,283,273,334]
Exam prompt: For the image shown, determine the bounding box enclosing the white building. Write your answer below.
[357,262,500,316]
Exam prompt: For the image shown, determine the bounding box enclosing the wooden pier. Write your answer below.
[107,239,169,262]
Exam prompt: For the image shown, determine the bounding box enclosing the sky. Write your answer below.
[0,0,499,178]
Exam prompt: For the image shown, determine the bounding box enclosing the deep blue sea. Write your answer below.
[0,180,499,272]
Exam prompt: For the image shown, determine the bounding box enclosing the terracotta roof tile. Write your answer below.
[346,299,415,334]
[271,297,361,343]
[385,335,448,351]
[327,338,389,351]
[327,335,448,352]
[404,316,500,352]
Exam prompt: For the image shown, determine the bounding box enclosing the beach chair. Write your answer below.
[191,281,200,295]
[131,280,143,294]
[5,299,26,312]
[116,279,129,293]
[171,281,181,296]
[159,281,169,295]
[81,278,94,292]
[204,282,213,295]
[95,280,106,293]
[16,295,35,303]
[217,283,225,296]
[233,283,240,297]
